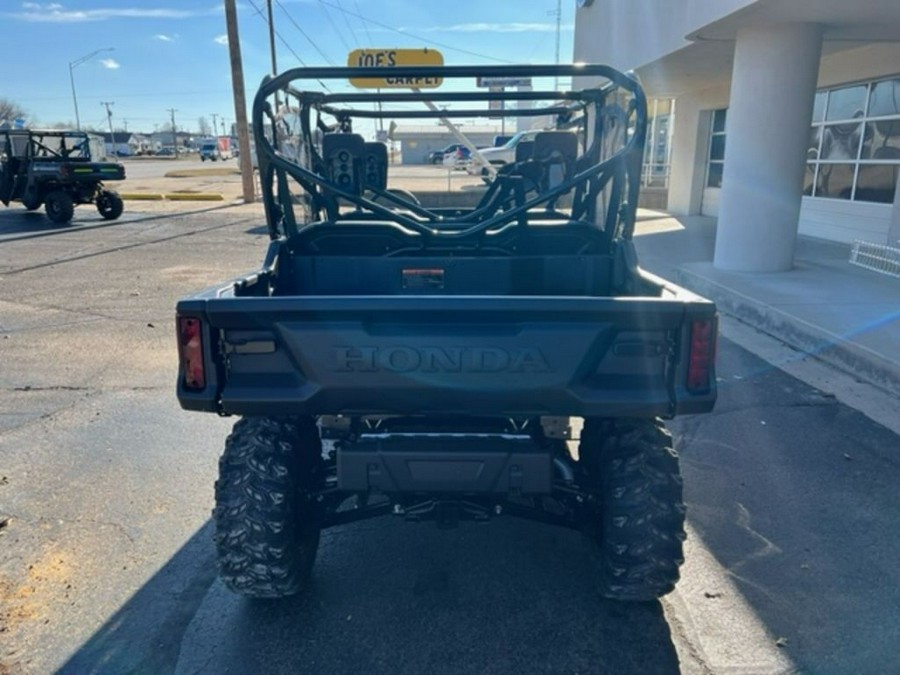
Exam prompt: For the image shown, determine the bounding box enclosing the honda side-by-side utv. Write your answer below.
[175,64,718,602]
[0,129,125,224]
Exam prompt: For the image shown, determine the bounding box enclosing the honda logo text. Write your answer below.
[332,346,550,374]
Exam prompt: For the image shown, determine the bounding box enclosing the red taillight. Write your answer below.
[178,316,206,389]
[686,317,717,394]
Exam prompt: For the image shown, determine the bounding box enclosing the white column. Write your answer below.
[714,24,823,272]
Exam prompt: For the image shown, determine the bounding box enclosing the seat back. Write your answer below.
[362,141,388,191]
[514,139,535,163]
[322,133,365,194]
[533,132,578,190]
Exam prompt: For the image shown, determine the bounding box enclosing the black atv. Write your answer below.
[0,129,125,224]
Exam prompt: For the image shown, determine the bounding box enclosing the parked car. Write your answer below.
[442,145,471,169]
[428,143,469,164]
[465,129,541,175]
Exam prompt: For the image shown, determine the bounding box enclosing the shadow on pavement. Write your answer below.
[62,517,681,675]
[57,523,218,675]
[670,338,900,673]
[175,517,680,675]
[0,209,73,235]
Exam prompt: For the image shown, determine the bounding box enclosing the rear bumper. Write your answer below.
[177,293,717,418]
[337,433,553,495]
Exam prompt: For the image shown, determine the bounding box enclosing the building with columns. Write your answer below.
[574,0,900,271]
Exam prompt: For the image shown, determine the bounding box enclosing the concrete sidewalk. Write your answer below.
[633,210,900,398]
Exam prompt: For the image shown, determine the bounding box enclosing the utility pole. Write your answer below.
[266,0,280,111]
[101,101,115,157]
[225,0,256,203]
[69,47,114,130]
[210,113,219,138]
[167,108,178,157]
[549,0,562,90]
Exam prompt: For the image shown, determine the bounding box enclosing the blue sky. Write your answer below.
[0,0,574,134]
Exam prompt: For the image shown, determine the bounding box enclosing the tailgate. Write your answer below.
[177,294,716,417]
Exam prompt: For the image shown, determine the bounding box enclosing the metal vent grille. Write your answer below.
[849,240,900,279]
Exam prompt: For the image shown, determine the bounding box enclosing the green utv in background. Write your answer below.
[0,129,125,224]
[175,64,719,602]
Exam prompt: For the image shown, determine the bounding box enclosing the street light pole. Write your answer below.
[68,47,114,130]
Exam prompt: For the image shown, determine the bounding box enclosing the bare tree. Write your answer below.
[198,116,211,136]
[0,98,27,124]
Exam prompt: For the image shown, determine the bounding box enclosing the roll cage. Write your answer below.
[252,64,647,244]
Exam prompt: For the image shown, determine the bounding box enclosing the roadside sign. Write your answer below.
[476,77,532,88]
[348,49,444,89]
[488,86,504,119]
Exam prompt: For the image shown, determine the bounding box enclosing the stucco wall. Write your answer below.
[573,0,756,72]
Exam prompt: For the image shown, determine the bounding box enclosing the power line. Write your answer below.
[275,0,336,65]
[323,0,514,63]
[335,0,361,48]
[246,0,331,91]
[317,0,352,53]
[352,0,373,45]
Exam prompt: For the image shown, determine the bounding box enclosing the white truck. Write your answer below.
[199,136,234,161]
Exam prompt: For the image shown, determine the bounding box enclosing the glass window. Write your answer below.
[808,77,900,203]
[709,135,726,161]
[808,126,822,161]
[712,109,727,133]
[815,164,855,199]
[707,162,724,188]
[812,92,827,123]
[868,78,900,118]
[860,120,900,160]
[825,84,867,121]
[803,164,817,196]
[820,122,863,161]
[706,108,727,189]
[855,165,898,203]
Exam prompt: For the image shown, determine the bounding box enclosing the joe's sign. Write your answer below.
[347,49,444,89]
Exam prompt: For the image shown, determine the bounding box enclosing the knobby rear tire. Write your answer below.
[44,190,74,224]
[214,416,323,598]
[96,189,124,220]
[579,417,686,602]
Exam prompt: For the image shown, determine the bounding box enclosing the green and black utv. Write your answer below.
[0,129,125,224]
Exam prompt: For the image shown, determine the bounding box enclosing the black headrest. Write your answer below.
[322,133,365,194]
[533,132,578,163]
[533,132,578,189]
[363,142,388,191]
[515,140,535,163]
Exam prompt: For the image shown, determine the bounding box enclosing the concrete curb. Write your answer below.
[164,193,224,202]
[677,263,900,398]
[120,193,224,202]
[120,193,165,201]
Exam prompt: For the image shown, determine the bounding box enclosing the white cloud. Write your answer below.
[100,58,120,69]
[154,34,175,42]
[11,3,215,22]
[214,34,228,46]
